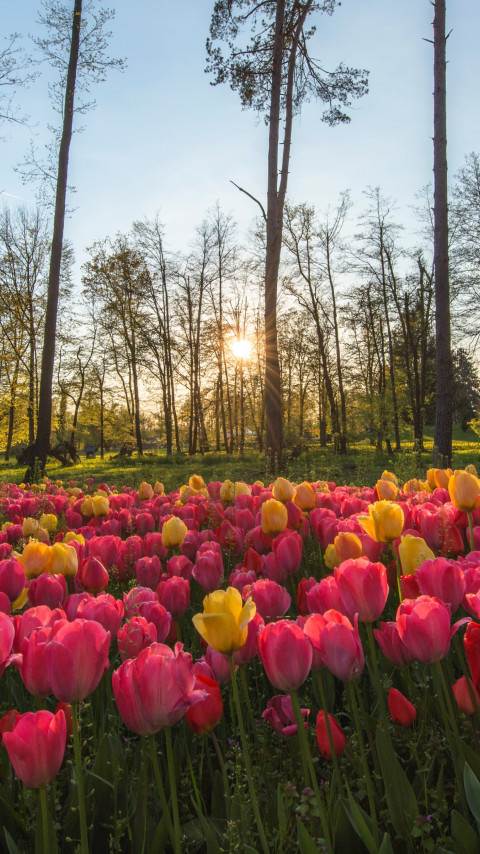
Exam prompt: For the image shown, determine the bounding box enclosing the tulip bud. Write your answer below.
[388,687,417,726]
[316,710,346,758]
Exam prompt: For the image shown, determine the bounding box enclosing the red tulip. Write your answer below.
[185,674,223,734]
[464,621,480,692]
[257,620,312,692]
[167,555,193,579]
[388,687,417,726]
[87,535,122,569]
[263,694,309,738]
[3,709,66,788]
[28,573,67,609]
[193,544,224,592]
[272,531,303,576]
[334,557,389,623]
[134,555,164,589]
[453,675,480,714]
[78,557,109,594]
[297,576,317,616]
[139,601,172,643]
[123,586,157,619]
[232,612,264,665]
[316,710,346,759]
[46,619,110,702]
[307,575,345,615]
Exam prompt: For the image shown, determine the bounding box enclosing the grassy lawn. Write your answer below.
[2,424,479,490]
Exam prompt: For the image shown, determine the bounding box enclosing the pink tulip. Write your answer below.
[77,593,124,637]
[167,555,193,579]
[452,675,480,714]
[335,557,389,623]
[112,642,207,735]
[307,575,346,615]
[156,576,190,619]
[78,557,109,594]
[415,557,466,613]
[64,592,92,621]
[272,531,303,576]
[87,535,122,569]
[123,586,157,619]
[117,616,157,661]
[134,555,164,589]
[233,612,264,665]
[205,646,231,686]
[143,532,168,561]
[373,621,415,667]
[139,601,172,643]
[20,626,54,697]
[46,619,110,702]
[0,558,26,603]
[28,574,67,609]
[400,574,420,600]
[228,568,257,593]
[257,620,312,692]
[303,613,327,670]
[396,595,468,664]
[3,709,66,788]
[193,545,224,592]
[318,610,365,681]
[247,579,291,621]
[13,606,66,653]
[263,695,309,738]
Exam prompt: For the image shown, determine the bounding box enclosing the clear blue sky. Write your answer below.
[1,0,479,265]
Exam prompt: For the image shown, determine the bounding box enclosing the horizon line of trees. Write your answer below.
[1,155,480,464]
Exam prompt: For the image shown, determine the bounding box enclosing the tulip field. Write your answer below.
[2,469,480,852]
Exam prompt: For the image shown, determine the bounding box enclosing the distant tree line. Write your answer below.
[1,160,480,462]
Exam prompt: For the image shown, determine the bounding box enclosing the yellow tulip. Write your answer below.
[189,474,206,491]
[49,543,78,579]
[380,470,398,485]
[334,532,363,562]
[179,485,196,504]
[18,542,52,579]
[192,587,256,654]
[398,535,435,575]
[448,470,480,512]
[39,513,58,534]
[154,481,165,495]
[466,464,478,477]
[92,495,110,516]
[294,481,316,511]
[272,476,296,503]
[138,481,154,501]
[324,543,340,570]
[403,478,429,495]
[375,479,398,501]
[80,497,94,517]
[64,532,85,546]
[253,480,265,488]
[22,517,41,538]
[1,522,12,532]
[220,480,235,502]
[234,481,251,497]
[261,499,288,536]
[434,468,453,490]
[358,500,404,543]
[12,588,28,611]
[162,516,188,548]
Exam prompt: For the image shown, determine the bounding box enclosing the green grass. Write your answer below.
[2,424,479,490]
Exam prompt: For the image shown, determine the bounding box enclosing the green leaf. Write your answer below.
[150,812,170,854]
[191,800,222,854]
[376,726,418,840]
[4,828,22,854]
[451,808,480,854]
[296,817,324,854]
[277,784,287,845]
[342,784,378,854]
[378,833,395,854]
[464,763,480,824]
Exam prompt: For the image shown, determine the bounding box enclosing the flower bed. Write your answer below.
[0,467,480,852]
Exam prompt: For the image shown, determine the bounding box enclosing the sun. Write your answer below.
[230,338,252,361]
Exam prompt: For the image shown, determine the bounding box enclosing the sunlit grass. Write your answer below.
[1,424,479,490]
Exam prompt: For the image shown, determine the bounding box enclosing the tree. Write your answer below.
[24,0,124,480]
[0,33,34,133]
[207,0,368,469]
[432,0,453,465]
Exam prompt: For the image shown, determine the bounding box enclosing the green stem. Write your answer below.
[149,736,175,847]
[432,663,468,811]
[140,739,149,854]
[290,689,334,854]
[392,544,403,602]
[346,682,379,845]
[71,702,89,854]
[366,622,389,730]
[210,731,230,821]
[314,672,344,795]
[468,511,475,553]
[228,656,269,854]
[39,785,50,853]
[240,664,257,738]
[165,726,181,854]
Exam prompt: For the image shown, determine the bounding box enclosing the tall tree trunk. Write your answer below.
[26,0,82,481]
[433,0,452,465]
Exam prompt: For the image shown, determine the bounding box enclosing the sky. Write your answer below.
[1,0,479,274]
